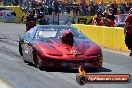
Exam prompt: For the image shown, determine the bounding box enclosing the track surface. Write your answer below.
[0,23,132,88]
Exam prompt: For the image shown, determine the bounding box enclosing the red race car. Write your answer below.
[114,14,128,27]
[19,25,103,70]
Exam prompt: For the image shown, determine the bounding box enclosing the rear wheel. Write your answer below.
[36,55,43,70]
[19,43,27,62]
[19,42,23,56]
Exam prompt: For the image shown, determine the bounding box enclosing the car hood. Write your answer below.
[34,38,102,57]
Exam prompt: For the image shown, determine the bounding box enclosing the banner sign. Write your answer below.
[0,8,17,22]
[0,6,26,23]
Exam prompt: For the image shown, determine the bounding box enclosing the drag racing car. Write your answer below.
[19,25,103,70]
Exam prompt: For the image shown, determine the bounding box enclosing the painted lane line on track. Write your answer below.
[102,48,130,56]
[0,79,13,88]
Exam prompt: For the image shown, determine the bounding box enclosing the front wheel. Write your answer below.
[33,51,43,70]
[84,67,98,72]
[36,55,43,70]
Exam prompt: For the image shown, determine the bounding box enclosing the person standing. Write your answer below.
[124,2,131,14]
[118,2,125,14]
[89,1,95,16]
[111,1,118,15]
[37,12,46,25]
[124,8,132,56]
[106,8,115,27]
[92,11,103,26]
[106,1,112,11]
[26,10,37,32]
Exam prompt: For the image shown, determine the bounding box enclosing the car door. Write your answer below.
[21,34,31,61]
[23,27,37,63]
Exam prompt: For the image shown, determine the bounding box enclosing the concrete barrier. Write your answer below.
[71,24,129,52]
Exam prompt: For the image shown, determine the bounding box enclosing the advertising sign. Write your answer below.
[0,9,17,22]
[0,6,26,23]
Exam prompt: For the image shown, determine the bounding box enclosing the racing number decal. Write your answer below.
[70,50,78,54]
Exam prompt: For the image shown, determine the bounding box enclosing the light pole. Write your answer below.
[58,2,60,25]
[58,5,59,25]
[44,0,46,16]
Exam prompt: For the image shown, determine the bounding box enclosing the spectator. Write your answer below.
[12,0,19,6]
[25,10,36,32]
[129,7,132,14]
[94,2,99,15]
[53,0,59,14]
[37,12,46,25]
[92,10,103,26]
[124,2,131,14]
[89,1,95,16]
[48,2,53,15]
[106,1,112,11]
[106,8,115,27]
[111,1,118,15]
[118,2,125,14]
[98,0,105,12]
[124,9,132,56]
[102,11,108,26]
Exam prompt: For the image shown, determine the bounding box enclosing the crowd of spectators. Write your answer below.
[81,1,132,16]
[0,0,132,27]
[0,0,131,16]
[0,0,19,6]
[90,1,132,27]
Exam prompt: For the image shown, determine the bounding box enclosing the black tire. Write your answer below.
[91,68,98,72]
[19,43,27,62]
[19,42,23,56]
[85,68,98,72]
[33,51,43,70]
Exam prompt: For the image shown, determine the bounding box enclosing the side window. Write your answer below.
[34,30,40,40]
[27,27,37,39]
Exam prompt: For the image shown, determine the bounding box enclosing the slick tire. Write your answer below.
[33,51,43,70]
[19,43,23,56]
[19,43,27,62]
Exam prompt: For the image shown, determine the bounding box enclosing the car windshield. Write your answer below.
[117,15,126,22]
[37,30,57,38]
[35,26,89,40]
